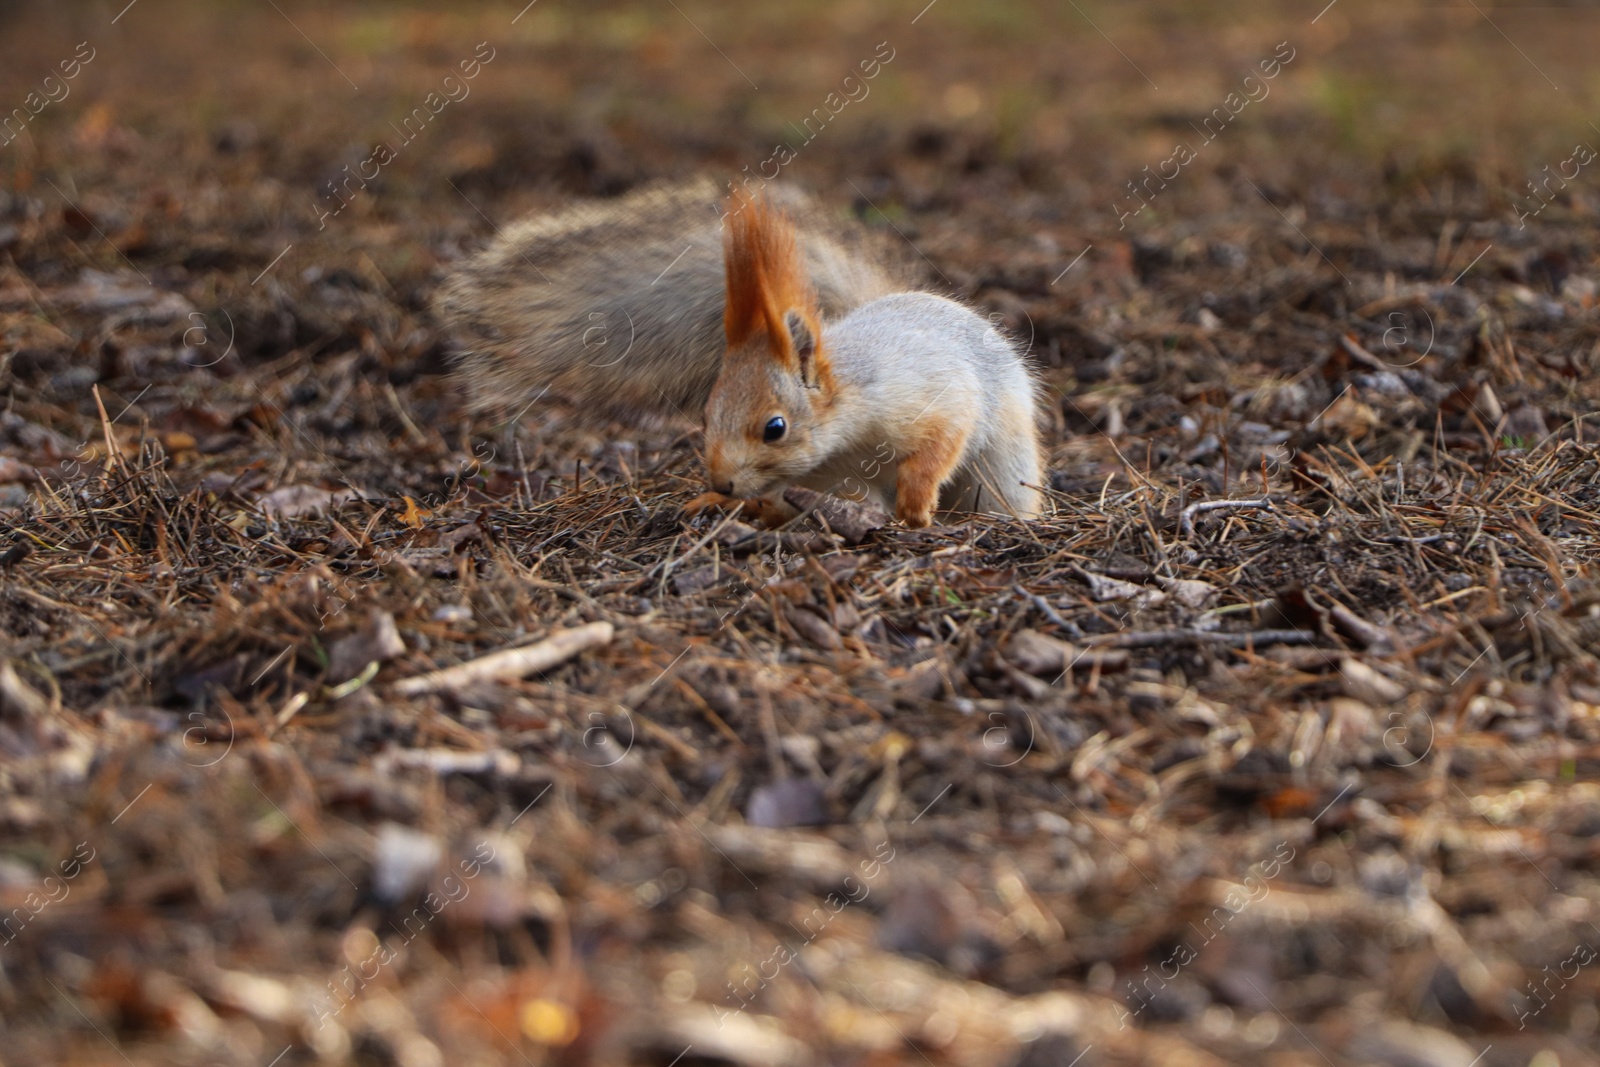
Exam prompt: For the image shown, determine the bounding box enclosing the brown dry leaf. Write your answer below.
[0,662,53,718]
[326,610,406,683]
[783,603,842,650]
[783,486,888,544]
[400,494,431,528]
[1311,388,1379,439]
[441,521,487,549]
[1158,576,1219,609]
[1006,629,1129,676]
[1076,568,1147,602]
[1006,629,1077,676]
[890,658,946,702]
[1476,382,1505,425]
[673,562,732,596]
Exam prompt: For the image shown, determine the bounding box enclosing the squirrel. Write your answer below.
[437,179,1045,526]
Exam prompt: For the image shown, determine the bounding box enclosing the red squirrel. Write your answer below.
[438,181,1045,525]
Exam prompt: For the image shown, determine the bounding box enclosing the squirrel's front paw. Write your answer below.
[682,491,738,517]
[682,492,793,527]
[895,505,934,528]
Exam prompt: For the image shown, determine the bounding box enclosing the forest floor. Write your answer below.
[4,1,1600,1065]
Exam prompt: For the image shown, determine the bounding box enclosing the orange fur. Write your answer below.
[895,423,971,527]
[681,491,796,526]
[723,195,825,378]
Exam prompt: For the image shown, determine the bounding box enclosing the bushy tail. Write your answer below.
[435,179,900,427]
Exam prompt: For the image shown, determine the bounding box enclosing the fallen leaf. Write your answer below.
[746,779,830,828]
[673,562,732,596]
[1076,568,1146,602]
[1006,629,1078,676]
[1158,576,1219,609]
[520,998,580,1045]
[1311,388,1379,439]
[783,486,888,544]
[326,610,406,683]
[400,495,431,529]
[1005,629,1129,676]
[783,604,842,650]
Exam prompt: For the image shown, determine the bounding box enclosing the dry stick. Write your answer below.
[1083,628,1320,650]
[393,622,614,696]
[1179,497,1273,540]
[1324,598,1393,651]
[91,384,124,485]
[0,662,53,718]
[1013,584,1080,635]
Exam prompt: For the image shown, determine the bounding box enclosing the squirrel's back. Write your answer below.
[825,292,1045,517]
[435,179,903,426]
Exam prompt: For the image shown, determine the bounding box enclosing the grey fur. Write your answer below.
[791,293,1044,519]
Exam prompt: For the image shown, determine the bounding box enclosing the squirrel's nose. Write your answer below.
[711,478,734,495]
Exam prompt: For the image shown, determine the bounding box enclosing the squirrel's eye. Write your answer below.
[763,416,787,443]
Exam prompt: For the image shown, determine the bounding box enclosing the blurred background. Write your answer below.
[2,0,1597,314]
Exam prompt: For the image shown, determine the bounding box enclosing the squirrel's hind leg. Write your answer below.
[942,446,1044,521]
[990,447,1045,520]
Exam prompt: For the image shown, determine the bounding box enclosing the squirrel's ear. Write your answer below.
[783,309,828,388]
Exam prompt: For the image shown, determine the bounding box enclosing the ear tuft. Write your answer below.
[723,195,816,355]
[722,195,830,388]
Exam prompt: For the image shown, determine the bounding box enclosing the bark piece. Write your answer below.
[783,486,889,544]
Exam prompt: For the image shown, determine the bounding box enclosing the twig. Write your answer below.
[1337,333,1388,370]
[1376,534,1444,545]
[271,691,312,735]
[1013,584,1083,637]
[1325,601,1392,651]
[0,662,53,718]
[393,622,614,696]
[1179,497,1274,539]
[1083,628,1320,649]
[91,384,124,484]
